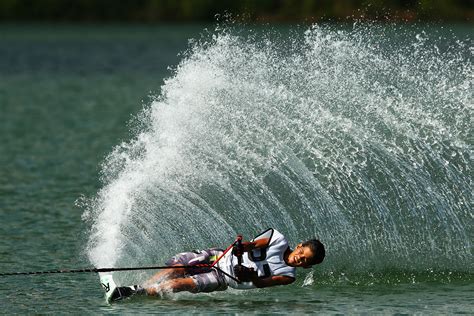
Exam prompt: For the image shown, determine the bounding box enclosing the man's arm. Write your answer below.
[250,275,295,288]
[242,238,270,252]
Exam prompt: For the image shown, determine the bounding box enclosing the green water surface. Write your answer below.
[0,24,472,314]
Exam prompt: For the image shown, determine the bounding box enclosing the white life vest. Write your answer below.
[219,228,296,289]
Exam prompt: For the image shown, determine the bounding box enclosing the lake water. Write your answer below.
[0,23,472,314]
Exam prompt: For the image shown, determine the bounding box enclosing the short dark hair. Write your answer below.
[302,239,325,266]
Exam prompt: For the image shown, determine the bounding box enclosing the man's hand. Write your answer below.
[232,243,244,257]
[233,265,258,282]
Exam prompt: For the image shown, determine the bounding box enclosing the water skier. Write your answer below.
[107,228,325,300]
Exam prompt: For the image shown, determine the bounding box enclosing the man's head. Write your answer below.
[287,239,325,268]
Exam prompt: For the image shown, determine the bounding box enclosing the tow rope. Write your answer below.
[0,236,243,283]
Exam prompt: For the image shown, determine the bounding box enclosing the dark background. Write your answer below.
[0,0,472,23]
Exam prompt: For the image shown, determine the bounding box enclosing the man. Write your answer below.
[107,228,325,300]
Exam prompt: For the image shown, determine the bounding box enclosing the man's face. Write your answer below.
[287,244,314,267]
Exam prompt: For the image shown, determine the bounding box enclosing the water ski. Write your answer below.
[99,273,140,302]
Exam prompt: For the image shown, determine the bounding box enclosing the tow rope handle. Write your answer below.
[235,235,243,266]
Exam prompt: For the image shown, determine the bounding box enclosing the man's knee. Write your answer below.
[168,278,197,292]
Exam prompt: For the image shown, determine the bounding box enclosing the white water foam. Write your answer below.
[83,24,472,280]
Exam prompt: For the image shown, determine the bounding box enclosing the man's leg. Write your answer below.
[143,264,186,287]
[145,249,214,286]
[109,272,193,301]
[145,268,228,295]
[143,248,226,296]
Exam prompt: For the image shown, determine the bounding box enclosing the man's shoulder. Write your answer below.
[269,229,288,245]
